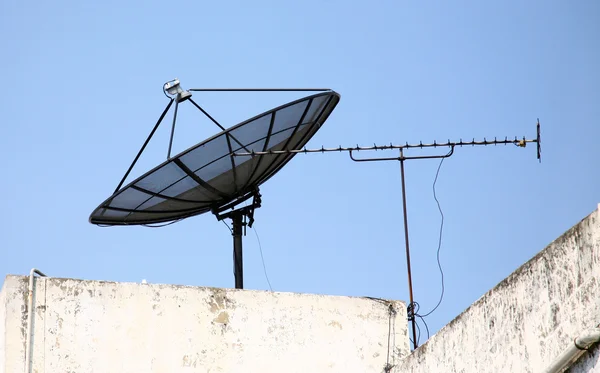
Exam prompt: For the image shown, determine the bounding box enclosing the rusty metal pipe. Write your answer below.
[399,151,418,350]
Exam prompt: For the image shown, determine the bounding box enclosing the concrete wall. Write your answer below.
[0,275,409,373]
[397,205,600,373]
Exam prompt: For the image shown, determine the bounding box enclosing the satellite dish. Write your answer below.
[90,80,341,289]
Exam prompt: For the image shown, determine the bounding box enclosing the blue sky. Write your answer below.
[2,0,598,345]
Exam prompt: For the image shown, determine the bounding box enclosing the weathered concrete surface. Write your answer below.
[0,275,27,373]
[0,276,409,373]
[398,205,600,373]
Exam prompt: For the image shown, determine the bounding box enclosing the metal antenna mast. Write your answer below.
[235,120,542,350]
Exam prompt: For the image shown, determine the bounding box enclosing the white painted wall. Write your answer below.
[0,276,409,373]
[397,206,600,373]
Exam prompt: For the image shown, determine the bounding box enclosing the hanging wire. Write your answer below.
[361,298,397,371]
[408,313,430,348]
[222,220,233,234]
[384,303,396,373]
[416,314,431,340]
[252,225,273,291]
[142,219,183,228]
[241,200,273,291]
[409,318,422,347]
[420,156,446,317]
[362,296,392,305]
[406,156,447,348]
[162,80,173,99]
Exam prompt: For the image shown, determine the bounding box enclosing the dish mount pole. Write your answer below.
[231,211,244,289]
[213,189,262,289]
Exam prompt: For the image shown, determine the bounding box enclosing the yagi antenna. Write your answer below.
[234,121,542,350]
[90,80,541,351]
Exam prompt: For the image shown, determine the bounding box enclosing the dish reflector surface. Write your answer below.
[90,91,340,225]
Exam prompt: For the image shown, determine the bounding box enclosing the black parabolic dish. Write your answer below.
[89,91,340,226]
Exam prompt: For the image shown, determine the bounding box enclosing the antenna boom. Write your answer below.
[232,135,540,160]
